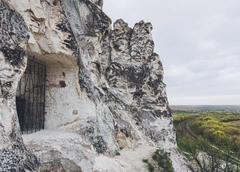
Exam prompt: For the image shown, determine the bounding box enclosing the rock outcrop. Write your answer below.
[0,0,192,171]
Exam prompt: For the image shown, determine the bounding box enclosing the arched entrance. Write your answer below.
[16,56,46,133]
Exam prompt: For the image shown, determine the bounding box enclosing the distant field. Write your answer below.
[170,105,240,113]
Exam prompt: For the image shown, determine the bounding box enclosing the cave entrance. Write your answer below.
[17,52,83,133]
[16,56,46,133]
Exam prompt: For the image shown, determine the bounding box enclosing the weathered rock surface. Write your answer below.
[0,1,39,171]
[0,0,193,171]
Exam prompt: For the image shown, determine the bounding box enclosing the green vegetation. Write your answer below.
[143,149,174,172]
[173,110,240,172]
[173,113,197,124]
[189,112,240,153]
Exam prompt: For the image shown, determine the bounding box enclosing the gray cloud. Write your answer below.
[104,0,240,105]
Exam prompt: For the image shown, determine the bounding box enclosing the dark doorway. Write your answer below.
[16,57,46,133]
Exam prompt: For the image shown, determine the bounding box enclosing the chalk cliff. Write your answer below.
[0,0,192,171]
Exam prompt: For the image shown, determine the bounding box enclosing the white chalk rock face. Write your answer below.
[0,0,193,171]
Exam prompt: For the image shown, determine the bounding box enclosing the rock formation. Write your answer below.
[0,0,192,171]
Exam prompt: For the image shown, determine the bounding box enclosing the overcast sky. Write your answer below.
[103,0,240,105]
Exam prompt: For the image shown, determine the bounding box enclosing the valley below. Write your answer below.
[172,105,240,172]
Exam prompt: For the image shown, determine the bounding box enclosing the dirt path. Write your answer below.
[181,119,197,140]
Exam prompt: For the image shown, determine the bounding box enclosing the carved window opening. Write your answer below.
[16,57,46,134]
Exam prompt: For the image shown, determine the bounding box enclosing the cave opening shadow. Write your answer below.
[16,57,46,134]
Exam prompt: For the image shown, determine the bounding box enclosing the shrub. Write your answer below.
[143,149,174,172]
